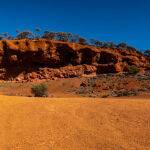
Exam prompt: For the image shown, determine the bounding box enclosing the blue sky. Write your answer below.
[0,0,149,50]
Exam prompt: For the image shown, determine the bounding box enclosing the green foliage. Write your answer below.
[90,39,103,47]
[78,37,87,45]
[42,31,56,40]
[0,32,13,40]
[34,27,41,39]
[117,42,127,49]
[31,83,48,97]
[144,50,150,56]
[128,66,140,74]
[16,30,33,39]
[113,89,138,97]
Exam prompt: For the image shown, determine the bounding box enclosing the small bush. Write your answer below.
[128,66,140,74]
[113,89,138,97]
[101,94,109,98]
[31,83,48,97]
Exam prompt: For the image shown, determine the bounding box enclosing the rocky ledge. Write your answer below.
[0,39,149,82]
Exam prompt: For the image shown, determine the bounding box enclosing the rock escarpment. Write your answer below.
[0,39,149,82]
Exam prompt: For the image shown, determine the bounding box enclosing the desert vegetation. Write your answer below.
[144,50,150,57]
[31,83,48,97]
[0,72,149,98]
[128,65,140,74]
[77,72,150,98]
[0,28,144,53]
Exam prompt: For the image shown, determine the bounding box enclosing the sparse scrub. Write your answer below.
[113,89,138,97]
[101,94,109,98]
[31,83,48,97]
[128,66,140,74]
[16,30,33,39]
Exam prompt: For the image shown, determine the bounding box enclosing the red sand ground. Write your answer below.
[0,95,150,149]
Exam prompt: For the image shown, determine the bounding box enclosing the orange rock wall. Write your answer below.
[0,39,149,81]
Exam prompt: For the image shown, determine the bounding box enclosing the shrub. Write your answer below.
[128,66,140,74]
[78,37,87,45]
[113,89,138,97]
[31,83,48,97]
[144,50,150,57]
[16,30,33,39]
[101,94,109,98]
[117,42,127,50]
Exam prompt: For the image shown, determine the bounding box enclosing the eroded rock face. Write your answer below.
[0,39,149,82]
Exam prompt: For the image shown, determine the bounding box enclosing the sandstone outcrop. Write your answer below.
[0,39,149,82]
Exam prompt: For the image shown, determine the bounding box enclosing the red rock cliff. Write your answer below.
[0,39,149,81]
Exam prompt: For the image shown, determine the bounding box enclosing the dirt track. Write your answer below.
[0,96,150,149]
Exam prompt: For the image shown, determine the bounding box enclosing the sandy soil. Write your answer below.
[0,95,150,149]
